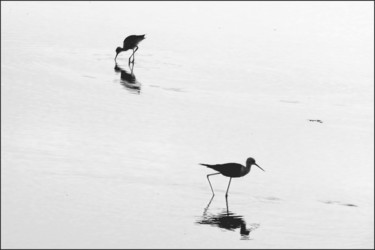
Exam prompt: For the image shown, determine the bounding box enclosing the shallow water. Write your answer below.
[1,2,374,248]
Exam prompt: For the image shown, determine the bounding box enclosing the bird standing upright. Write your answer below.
[200,157,265,197]
[115,34,145,65]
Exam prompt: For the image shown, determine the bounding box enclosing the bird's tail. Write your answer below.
[199,163,211,168]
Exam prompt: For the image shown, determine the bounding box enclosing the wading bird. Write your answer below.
[200,157,264,197]
[115,34,145,65]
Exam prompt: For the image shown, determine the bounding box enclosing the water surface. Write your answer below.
[2,2,374,248]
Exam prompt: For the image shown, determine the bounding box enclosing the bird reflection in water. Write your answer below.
[114,62,141,94]
[195,196,260,240]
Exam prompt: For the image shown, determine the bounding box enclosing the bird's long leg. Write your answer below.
[203,195,215,216]
[131,49,135,64]
[130,63,134,75]
[225,195,229,215]
[128,53,134,66]
[225,177,232,197]
[130,47,138,64]
[207,173,220,195]
[131,47,138,64]
[129,56,132,67]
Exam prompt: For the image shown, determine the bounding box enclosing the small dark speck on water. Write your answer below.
[321,200,357,207]
[308,119,323,123]
[344,204,358,207]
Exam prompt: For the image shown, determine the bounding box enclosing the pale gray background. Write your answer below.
[2,1,374,248]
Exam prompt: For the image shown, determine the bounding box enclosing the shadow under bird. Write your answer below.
[114,63,141,94]
[196,194,260,239]
[115,34,145,64]
[200,157,265,197]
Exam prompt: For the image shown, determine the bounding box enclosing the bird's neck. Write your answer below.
[243,164,252,175]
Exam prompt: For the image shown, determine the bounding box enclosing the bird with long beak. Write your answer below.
[115,34,145,65]
[200,157,265,197]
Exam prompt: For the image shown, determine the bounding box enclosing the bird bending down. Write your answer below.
[115,34,145,65]
[200,157,264,197]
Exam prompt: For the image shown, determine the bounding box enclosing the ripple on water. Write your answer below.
[320,200,358,207]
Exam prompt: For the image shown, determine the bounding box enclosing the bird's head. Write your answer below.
[246,157,265,171]
[116,47,123,54]
[115,47,123,61]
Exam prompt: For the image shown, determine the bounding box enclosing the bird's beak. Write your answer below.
[255,163,265,172]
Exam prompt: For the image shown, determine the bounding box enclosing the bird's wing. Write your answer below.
[202,163,242,172]
[123,36,132,48]
[123,35,145,49]
[218,163,243,171]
